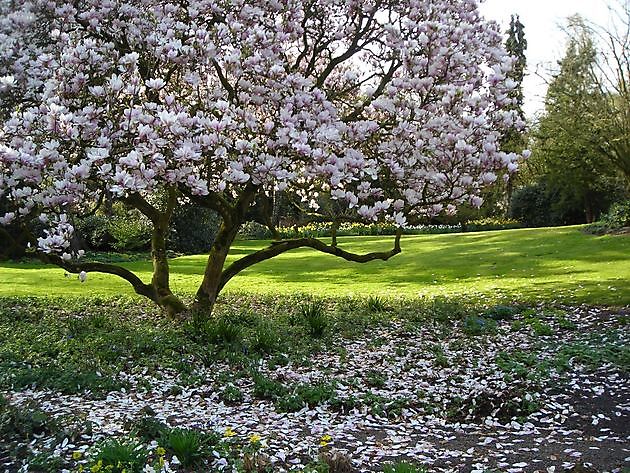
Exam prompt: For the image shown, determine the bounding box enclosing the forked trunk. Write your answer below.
[194,221,241,314]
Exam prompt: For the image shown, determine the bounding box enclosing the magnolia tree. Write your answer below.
[0,0,527,315]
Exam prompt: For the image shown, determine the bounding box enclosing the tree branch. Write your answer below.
[35,251,157,300]
[218,230,402,291]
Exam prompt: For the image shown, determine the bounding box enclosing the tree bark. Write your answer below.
[194,220,241,313]
[150,221,187,316]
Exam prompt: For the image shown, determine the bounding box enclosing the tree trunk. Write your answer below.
[151,221,186,316]
[194,220,241,314]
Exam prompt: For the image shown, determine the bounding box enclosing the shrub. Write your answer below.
[74,214,112,250]
[169,204,220,254]
[509,181,583,227]
[237,221,272,240]
[109,212,152,251]
[584,200,630,235]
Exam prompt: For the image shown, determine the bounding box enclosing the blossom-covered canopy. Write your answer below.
[0,0,525,254]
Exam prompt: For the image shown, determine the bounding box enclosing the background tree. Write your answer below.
[0,0,524,316]
[516,15,626,224]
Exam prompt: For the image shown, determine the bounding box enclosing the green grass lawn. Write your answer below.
[1,226,628,305]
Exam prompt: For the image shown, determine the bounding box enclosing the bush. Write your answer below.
[109,212,152,251]
[509,182,582,227]
[237,221,272,240]
[74,214,112,250]
[169,204,220,254]
[584,200,630,235]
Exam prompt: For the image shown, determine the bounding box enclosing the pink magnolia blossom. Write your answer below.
[0,1,526,270]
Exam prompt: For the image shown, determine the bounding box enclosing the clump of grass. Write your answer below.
[366,295,388,313]
[250,321,279,354]
[89,438,148,473]
[160,428,216,468]
[299,301,328,338]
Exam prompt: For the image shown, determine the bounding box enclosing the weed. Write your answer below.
[129,416,168,442]
[365,370,387,388]
[26,452,64,473]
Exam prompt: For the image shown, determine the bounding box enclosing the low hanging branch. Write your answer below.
[34,251,156,300]
[218,230,402,292]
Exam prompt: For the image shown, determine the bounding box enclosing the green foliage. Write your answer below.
[299,301,328,338]
[74,214,112,250]
[383,461,427,473]
[251,371,286,400]
[584,200,630,234]
[520,19,627,226]
[238,221,272,240]
[89,438,148,473]
[484,305,519,321]
[509,181,588,227]
[169,204,220,254]
[366,295,387,313]
[160,428,215,468]
[250,321,279,354]
[109,214,152,251]
[129,416,168,442]
[221,384,244,404]
[462,316,497,336]
[0,396,57,442]
[25,452,64,473]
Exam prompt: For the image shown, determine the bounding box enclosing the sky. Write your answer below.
[478,0,615,119]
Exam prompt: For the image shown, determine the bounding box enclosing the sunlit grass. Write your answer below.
[1,226,628,305]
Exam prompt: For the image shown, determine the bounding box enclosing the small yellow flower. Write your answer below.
[249,433,262,443]
[320,434,332,442]
[72,451,83,460]
[319,441,329,447]
[90,460,103,473]
[224,427,236,437]
[156,447,166,456]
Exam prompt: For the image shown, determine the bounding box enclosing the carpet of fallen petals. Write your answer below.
[2,305,629,472]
